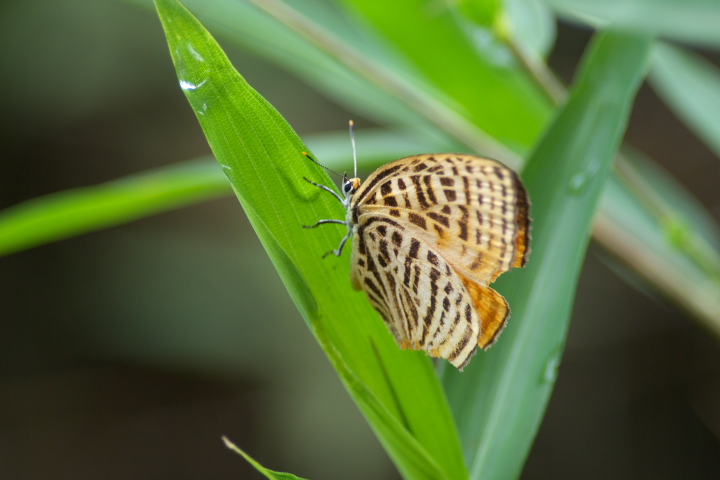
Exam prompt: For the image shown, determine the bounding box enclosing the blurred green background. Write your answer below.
[1,1,719,479]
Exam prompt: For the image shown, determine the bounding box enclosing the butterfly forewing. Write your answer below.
[352,154,530,286]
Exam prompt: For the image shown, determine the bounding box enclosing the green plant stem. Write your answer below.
[506,37,566,104]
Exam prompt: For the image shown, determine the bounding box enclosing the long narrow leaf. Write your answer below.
[339,0,551,149]
[545,0,720,47]
[155,1,467,478]
[597,155,720,337]
[0,128,454,258]
[223,437,309,480]
[650,43,720,158]
[442,31,653,479]
[0,158,227,257]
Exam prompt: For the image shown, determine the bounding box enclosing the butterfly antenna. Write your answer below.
[349,120,358,179]
[302,151,343,178]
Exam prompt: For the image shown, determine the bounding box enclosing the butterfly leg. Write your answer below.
[303,177,344,204]
[322,230,351,258]
[303,219,346,229]
[302,177,351,257]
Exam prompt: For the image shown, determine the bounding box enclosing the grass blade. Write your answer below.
[0,128,454,258]
[597,153,720,337]
[339,0,551,150]
[0,158,227,257]
[545,0,720,47]
[155,1,467,478]
[223,436,309,480]
[650,43,720,158]
[441,30,653,479]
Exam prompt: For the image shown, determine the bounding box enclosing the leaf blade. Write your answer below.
[545,0,720,47]
[650,43,720,158]
[442,30,653,479]
[223,437,310,480]
[154,1,468,478]
[0,159,227,257]
[339,0,551,150]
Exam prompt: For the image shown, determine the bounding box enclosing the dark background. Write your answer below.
[1,1,719,479]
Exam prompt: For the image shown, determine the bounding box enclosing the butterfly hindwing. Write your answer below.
[350,213,508,370]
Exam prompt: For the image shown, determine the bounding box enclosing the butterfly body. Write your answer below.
[305,153,530,370]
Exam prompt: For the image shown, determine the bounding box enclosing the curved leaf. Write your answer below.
[0,158,227,257]
[546,0,720,47]
[650,43,720,158]
[441,30,653,479]
[155,1,467,478]
[339,0,551,149]
[223,437,309,480]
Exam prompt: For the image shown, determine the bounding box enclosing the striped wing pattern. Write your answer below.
[351,154,530,285]
[350,214,509,369]
[348,154,530,370]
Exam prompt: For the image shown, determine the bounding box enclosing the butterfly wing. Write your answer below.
[351,154,530,287]
[350,213,509,370]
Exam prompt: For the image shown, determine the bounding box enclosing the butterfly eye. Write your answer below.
[343,182,354,194]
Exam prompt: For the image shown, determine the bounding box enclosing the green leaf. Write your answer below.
[129,0,545,155]
[0,127,454,259]
[441,31,653,479]
[223,437,309,480]
[602,150,720,333]
[505,0,557,59]
[339,0,551,150]
[154,1,467,478]
[650,43,720,158]
[126,0,480,155]
[545,0,720,47]
[455,0,504,29]
[173,0,427,129]
[0,158,227,257]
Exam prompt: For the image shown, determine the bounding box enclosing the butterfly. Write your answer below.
[303,125,530,370]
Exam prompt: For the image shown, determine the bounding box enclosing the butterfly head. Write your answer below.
[303,120,361,208]
[342,177,361,207]
[342,177,360,195]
